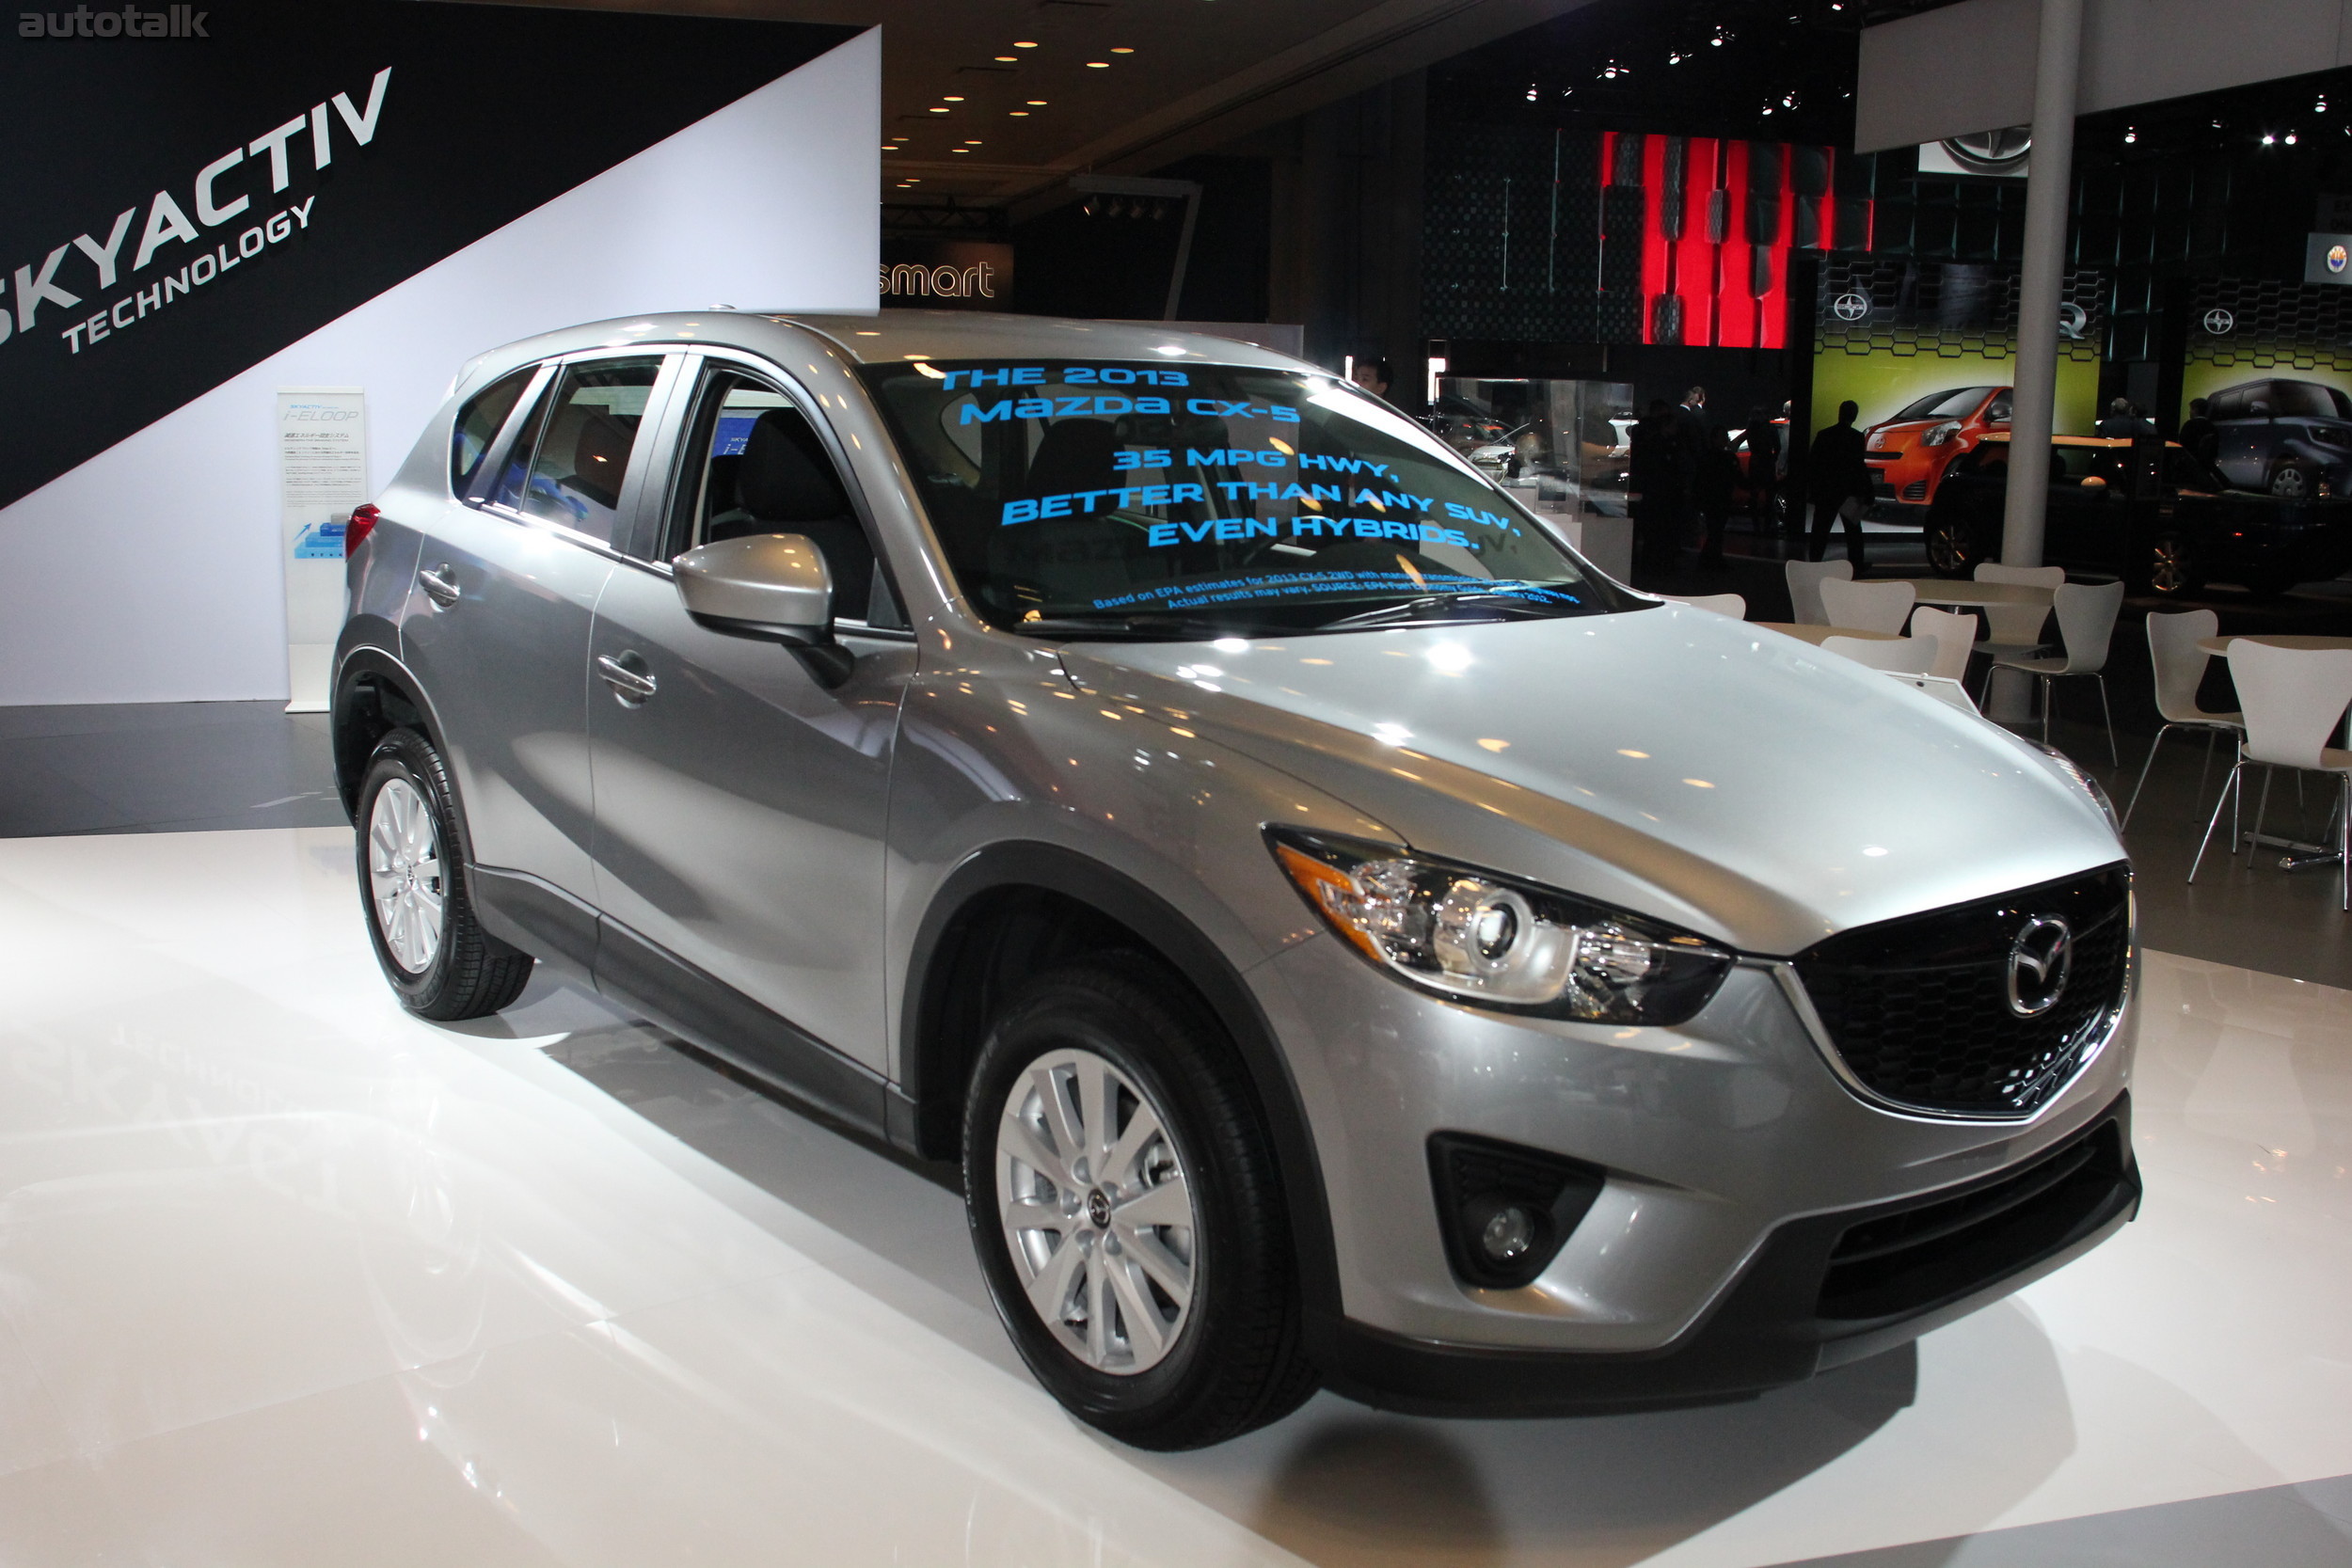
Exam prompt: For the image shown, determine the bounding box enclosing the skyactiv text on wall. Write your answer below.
[0,0,856,511]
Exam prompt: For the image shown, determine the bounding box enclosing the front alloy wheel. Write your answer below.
[2147,533,2201,596]
[997,1047,1199,1374]
[1924,509,1981,578]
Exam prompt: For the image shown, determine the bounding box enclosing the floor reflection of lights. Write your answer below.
[0,828,2344,1567]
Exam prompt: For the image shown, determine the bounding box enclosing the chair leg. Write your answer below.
[2197,728,2218,803]
[2249,767,2276,868]
[2122,723,2175,828]
[2093,674,2118,768]
[2190,762,2244,882]
[2341,776,2349,912]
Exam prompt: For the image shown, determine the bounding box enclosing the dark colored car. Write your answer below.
[2205,377,2352,499]
[1924,434,2352,597]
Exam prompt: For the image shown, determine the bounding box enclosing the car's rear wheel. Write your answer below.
[357,729,533,1020]
[961,956,1315,1449]
[2144,532,2204,597]
[1924,507,1985,578]
[2267,460,2313,499]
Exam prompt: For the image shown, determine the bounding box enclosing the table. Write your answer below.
[1883,578,2058,609]
[2194,634,2352,868]
[1752,623,1901,647]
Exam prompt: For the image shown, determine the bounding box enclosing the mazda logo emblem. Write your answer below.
[2006,916,2073,1017]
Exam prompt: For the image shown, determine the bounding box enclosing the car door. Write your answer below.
[2212,386,2262,487]
[585,353,916,1083]
[397,354,675,935]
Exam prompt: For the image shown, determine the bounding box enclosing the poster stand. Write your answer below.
[277,387,368,714]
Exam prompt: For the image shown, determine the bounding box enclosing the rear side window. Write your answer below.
[516,358,663,545]
[450,368,533,494]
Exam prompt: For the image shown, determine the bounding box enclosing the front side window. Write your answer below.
[451,367,533,495]
[664,366,887,624]
[507,357,662,545]
[858,357,1634,635]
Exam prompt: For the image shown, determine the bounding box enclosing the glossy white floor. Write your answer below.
[0,828,2345,1568]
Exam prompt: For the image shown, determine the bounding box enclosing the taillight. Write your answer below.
[344,503,380,558]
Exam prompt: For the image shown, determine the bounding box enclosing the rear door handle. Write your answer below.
[418,564,460,608]
[596,652,658,705]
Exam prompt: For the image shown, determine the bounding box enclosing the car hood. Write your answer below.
[1058,606,2122,956]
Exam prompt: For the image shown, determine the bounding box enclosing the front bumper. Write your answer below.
[1253,930,2139,1409]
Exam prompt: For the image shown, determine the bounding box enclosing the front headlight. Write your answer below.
[2029,742,2120,834]
[1923,420,1963,447]
[1267,829,1735,1024]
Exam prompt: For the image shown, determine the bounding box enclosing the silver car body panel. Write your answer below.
[339,309,2140,1376]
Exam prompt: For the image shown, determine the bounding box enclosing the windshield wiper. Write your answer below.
[1315,590,1576,630]
[1007,610,1271,641]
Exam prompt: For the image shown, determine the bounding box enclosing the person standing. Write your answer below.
[1736,404,1782,541]
[1351,357,1393,401]
[1627,399,1682,575]
[2096,396,2155,437]
[1806,400,1873,575]
[2177,397,2217,466]
[1695,429,1740,569]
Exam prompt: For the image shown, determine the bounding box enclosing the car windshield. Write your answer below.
[2266,382,2352,420]
[1889,386,1997,421]
[858,356,1635,635]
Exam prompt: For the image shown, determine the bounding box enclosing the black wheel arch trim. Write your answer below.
[332,645,456,819]
[899,840,1344,1350]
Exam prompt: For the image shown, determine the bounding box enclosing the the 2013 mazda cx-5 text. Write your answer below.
[333,310,2141,1449]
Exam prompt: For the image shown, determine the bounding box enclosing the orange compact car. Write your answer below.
[1863,385,2010,507]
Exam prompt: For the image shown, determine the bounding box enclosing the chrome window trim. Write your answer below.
[1752,942,2133,1126]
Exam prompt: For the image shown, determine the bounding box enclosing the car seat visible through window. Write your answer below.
[705,408,875,618]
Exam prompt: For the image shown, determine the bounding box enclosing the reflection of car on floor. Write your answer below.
[335,310,2141,1449]
[2205,377,2352,499]
[1924,434,2352,596]
[1865,386,2010,508]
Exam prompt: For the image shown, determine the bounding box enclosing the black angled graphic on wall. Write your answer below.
[0,1,858,511]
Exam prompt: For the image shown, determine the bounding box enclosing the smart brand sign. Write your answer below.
[0,0,857,511]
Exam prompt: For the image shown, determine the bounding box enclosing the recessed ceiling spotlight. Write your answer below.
[1086,60,1110,68]
[1111,46,1135,53]
[2263,133,2277,145]
[964,138,983,145]
[952,148,969,154]
[930,106,949,113]
[2123,126,2137,143]
[1027,99,1048,105]
[2287,131,2300,144]
[994,55,1017,61]
[943,95,964,102]
[1013,40,1038,47]
[890,135,908,141]
[1009,110,1030,117]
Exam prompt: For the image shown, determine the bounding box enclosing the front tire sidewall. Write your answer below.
[356,732,499,1018]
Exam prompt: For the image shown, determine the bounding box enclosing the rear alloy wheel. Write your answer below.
[2146,533,2203,597]
[357,729,533,1020]
[2268,461,2313,499]
[962,957,1315,1449]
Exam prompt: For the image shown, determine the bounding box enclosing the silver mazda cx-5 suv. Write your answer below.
[333,310,2140,1449]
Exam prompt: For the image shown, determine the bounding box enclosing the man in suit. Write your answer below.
[1627,399,1683,575]
[1736,404,1782,539]
[2177,397,2217,466]
[1806,400,1873,574]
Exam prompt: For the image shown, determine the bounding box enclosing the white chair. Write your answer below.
[1973,562,2064,657]
[2189,641,2352,909]
[1822,634,1940,673]
[1820,577,1916,635]
[1907,604,1977,683]
[1659,593,1746,618]
[1785,558,1852,626]
[2122,610,2245,828]
[1991,579,2125,764]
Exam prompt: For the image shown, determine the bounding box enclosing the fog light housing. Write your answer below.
[1429,1132,1606,1290]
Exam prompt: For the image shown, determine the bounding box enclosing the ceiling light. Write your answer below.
[994,55,1017,61]
[890,135,908,141]
[2263,133,2276,145]
[943,95,964,102]
[1027,99,1048,105]
[930,106,949,113]
[952,148,969,153]
[1013,40,1037,47]
[1111,46,1135,53]
[1009,110,1030,117]
[1086,60,1109,68]
[964,138,982,145]
[2287,131,2300,144]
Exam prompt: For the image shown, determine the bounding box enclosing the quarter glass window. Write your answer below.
[517,357,662,546]
[451,367,533,495]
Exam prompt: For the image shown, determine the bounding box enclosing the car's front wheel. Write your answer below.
[2268,460,2314,499]
[2144,532,2204,597]
[962,957,1315,1449]
[1924,506,1986,578]
[357,729,533,1020]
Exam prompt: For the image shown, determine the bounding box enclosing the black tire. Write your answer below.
[1923,505,1984,578]
[2144,532,2204,598]
[355,729,533,1021]
[961,955,1316,1449]
[2267,461,2314,500]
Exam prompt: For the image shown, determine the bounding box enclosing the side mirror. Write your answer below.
[674,533,854,686]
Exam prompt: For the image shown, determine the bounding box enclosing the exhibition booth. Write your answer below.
[0,2,2347,1564]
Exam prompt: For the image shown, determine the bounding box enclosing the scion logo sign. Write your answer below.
[21,6,209,36]
[0,0,858,511]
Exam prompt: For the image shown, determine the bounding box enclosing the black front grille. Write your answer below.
[1819,1117,2129,1322]
[1900,479,1930,502]
[1795,865,2130,1117]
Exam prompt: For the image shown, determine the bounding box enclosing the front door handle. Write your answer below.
[417,564,460,608]
[596,652,659,705]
